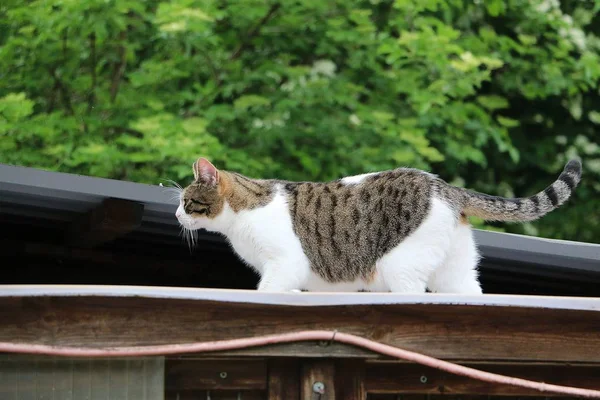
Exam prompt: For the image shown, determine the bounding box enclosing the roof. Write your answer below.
[2,285,599,311]
[1,285,599,362]
[1,162,599,296]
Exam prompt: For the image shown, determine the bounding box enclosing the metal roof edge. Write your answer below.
[0,163,178,212]
[1,163,599,272]
[0,285,598,311]
[474,230,600,272]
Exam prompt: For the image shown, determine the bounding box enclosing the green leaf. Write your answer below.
[589,111,600,125]
[486,0,506,16]
[0,93,35,122]
[234,95,271,110]
[496,116,520,128]
[477,95,509,110]
[518,34,537,46]
[182,117,208,134]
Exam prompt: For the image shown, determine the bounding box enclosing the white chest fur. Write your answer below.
[223,189,308,276]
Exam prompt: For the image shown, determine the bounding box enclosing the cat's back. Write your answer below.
[284,168,434,282]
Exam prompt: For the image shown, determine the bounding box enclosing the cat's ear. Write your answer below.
[193,158,219,186]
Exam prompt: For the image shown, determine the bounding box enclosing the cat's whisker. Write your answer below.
[161,186,183,203]
[159,178,183,190]
[191,230,198,251]
[191,229,198,248]
[178,225,198,252]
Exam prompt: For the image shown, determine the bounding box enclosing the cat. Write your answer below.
[175,157,582,293]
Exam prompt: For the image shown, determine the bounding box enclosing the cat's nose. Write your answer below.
[175,211,182,218]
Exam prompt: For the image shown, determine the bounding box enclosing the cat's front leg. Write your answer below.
[256,259,308,292]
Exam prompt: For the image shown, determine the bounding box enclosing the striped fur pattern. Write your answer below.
[176,158,582,293]
[284,170,431,283]
[441,160,583,222]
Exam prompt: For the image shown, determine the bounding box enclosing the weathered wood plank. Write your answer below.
[365,362,600,395]
[165,390,265,400]
[165,359,266,391]
[1,295,599,363]
[335,360,366,400]
[302,360,336,400]
[204,342,378,359]
[267,359,300,400]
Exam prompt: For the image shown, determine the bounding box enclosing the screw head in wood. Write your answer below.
[313,381,325,394]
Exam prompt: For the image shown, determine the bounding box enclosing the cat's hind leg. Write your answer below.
[427,218,482,294]
[378,198,455,293]
[256,256,310,292]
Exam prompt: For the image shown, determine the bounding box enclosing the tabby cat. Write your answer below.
[175,158,582,293]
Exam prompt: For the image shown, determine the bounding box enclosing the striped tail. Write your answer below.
[459,160,582,222]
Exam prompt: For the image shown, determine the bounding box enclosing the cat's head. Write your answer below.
[175,158,227,231]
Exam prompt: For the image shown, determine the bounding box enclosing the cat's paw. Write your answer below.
[289,289,303,293]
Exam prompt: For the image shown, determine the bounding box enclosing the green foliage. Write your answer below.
[1,0,599,242]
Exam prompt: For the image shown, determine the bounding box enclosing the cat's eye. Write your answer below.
[184,200,208,216]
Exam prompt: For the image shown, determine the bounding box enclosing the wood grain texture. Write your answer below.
[302,360,336,400]
[209,342,378,359]
[365,395,570,400]
[1,296,600,363]
[165,390,265,400]
[365,362,600,395]
[165,359,266,390]
[268,359,300,400]
[335,360,366,400]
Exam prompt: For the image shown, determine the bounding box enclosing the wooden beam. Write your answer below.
[165,390,264,400]
[335,360,366,400]
[365,362,600,396]
[204,342,378,359]
[66,198,143,247]
[302,360,336,400]
[268,359,300,400]
[1,294,600,363]
[165,359,266,391]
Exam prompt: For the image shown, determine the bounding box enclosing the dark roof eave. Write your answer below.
[1,163,599,274]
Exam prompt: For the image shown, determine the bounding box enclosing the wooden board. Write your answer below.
[335,360,366,400]
[165,390,265,400]
[1,287,600,363]
[165,359,266,391]
[203,342,378,359]
[268,359,300,400]
[302,360,336,400]
[365,362,600,396]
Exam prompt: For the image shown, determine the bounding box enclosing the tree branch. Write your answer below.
[48,80,59,113]
[48,67,75,116]
[112,126,144,138]
[201,50,221,86]
[62,30,68,60]
[110,31,127,103]
[230,3,281,60]
[87,33,97,114]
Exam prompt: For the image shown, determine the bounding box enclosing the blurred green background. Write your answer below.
[1,0,599,242]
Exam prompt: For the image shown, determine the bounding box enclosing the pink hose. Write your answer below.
[1,330,599,398]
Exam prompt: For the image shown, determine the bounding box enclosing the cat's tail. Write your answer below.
[446,160,582,222]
